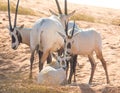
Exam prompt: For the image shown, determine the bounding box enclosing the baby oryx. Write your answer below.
[7,0,51,78]
[37,53,70,85]
[58,21,110,85]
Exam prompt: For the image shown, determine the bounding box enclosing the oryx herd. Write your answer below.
[7,0,110,85]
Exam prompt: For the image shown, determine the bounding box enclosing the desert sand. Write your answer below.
[0,0,120,93]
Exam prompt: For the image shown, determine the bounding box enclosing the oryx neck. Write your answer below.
[18,27,31,46]
[50,15,65,29]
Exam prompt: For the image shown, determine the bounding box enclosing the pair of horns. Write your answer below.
[8,0,20,31]
[55,0,67,15]
[65,21,76,38]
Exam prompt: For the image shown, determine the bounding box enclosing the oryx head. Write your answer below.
[58,21,79,56]
[8,0,23,50]
[50,0,76,28]
[52,53,71,70]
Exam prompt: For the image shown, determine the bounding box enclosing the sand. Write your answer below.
[0,0,120,93]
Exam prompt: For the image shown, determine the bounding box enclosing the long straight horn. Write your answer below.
[65,21,68,36]
[14,0,20,28]
[64,0,67,15]
[71,21,75,37]
[8,0,13,31]
[55,0,62,14]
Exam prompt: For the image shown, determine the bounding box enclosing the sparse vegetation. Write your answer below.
[71,13,95,23]
[0,0,39,16]
[1,0,120,93]
[1,0,120,26]
[112,18,120,26]
[0,72,80,93]
[0,79,65,93]
[0,0,96,23]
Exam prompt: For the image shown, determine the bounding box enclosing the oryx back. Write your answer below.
[30,17,65,52]
[72,29,101,55]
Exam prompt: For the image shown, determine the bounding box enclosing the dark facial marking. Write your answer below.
[67,42,71,49]
[12,35,16,43]
[64,39,66,43]
[16,30,22,43]
[67,51,70,55]
[16,30,19,35]
[62,61,65,65]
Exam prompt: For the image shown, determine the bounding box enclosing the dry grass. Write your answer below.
[71,13,95,23]
[111,18,120,26]
[102,86,120,93]
[0,0,96,23]
[1,1,120,93]
[0,73,71,93]
[0,0,39,16]
[0,79,65,93]
[1,0,120,26]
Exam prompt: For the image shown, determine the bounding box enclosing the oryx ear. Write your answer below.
[49,9,58,16]
[57,32,66,39]
[67,10,76,18]
[52,53,57,60]
[19,24,24,30]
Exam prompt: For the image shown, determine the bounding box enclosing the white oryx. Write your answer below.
[37,54,70,85]
[7,0,78,78]
[7,0,52,78]
[58,21,110,85]
[30,0,79,78]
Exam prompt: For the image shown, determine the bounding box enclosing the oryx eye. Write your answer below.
[12,35,16,43]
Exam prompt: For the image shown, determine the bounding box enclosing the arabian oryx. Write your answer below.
[58,21,110,85]
[7,0,52,78]
[30,0,80,78]
[7,0,77,78]
[37,53,71,85]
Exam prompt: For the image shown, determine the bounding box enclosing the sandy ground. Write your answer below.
[0,0,120,93]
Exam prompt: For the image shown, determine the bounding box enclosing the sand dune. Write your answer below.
[0,0,120,93]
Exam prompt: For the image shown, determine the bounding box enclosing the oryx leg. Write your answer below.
[67,55,77,83]
[47,53,52,64]
[66,60,69,79]
[68,59,73,84]
[30,50,35,79]
[38,51,52,64]
[88,54,97,85]
[39,49,50,72]
[73,55,77,82]
[96,51,110,84]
